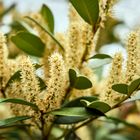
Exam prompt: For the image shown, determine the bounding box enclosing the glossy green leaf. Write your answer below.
[69,69,92,90]
[11,32,45,57]
[37,76,47,91]
[87,101,111,113]
[89,54,112,60]
[40,4,54,33]
[5,70,21,90]
[25,16,64,51]
[0,124,31,129]
[70,0,99,25]
[0,116,32,127]
[62,96,98,107]
[0,98,38,110]
[55,116,89,124]
[129,78,140,94]
[112,84,129,94]
[51,107,91,117]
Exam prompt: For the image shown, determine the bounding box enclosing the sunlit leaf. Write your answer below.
[40,4,54,33]
[11,32,45,57]
[70,0,99,25]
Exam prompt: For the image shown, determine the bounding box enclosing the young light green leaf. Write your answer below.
[40,4,54,33]
[0,116,32,127]
[5,70,21,90]
[70,0,99,25]
[0,98,38,110]
[51,107,91,117]
[89,54,112,60]
[129,78,140,94]
[25,16,64,51]
[112,84,129,94]
[11,32,45,57]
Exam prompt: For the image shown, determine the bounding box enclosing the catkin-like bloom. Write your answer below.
[100,53,124,106]
[20,56,40,103]
[0,32,9,95]
[44,52,67,111]
[65,22,85,69]
[125,31,138,84]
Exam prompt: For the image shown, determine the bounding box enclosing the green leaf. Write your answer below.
[51,107,91,117]
[62,96,98,107]
[74,76,92,89]
[37,76,47,91]
[0,98,38,110]
[5,70,21,90]
[69,69,92,90]
[40,4,54,33]
[11,32,45,57]
[129,78,140,94]
[70,0,99,25]
[0,124,31,129]
[89,54,112,60]
[55,116,89,124]
[69,69,77,87]
[25,16,64,51]
[112,84,129,94]
[0,116,32,127]
[82,100,111,113]
[33,63,42,69]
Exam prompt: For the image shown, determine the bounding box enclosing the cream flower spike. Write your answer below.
[100,52,123,106]
[20,56,40,103]
[125,31,138,84]
[45,52,67,111]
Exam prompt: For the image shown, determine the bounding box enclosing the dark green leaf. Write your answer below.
[69,69,92,90]
[129,78,140,94]
[69,69,77,87]
[37,76,47,91]
[0,116,32,127]
[11,32,45,57]
[0,124,31,129]
[33,63,42,69]
[82,100,111,113]
[55,116,89,124]
[51,107,91,117]
[85,108,105,116]
[40,4,54,33]
[112,84,129,94]
[62,96,98,107]
[5,70,21,90]
[0,98,38,110]
[74,76,92,89]
[70,0,99,25]
[89,54,112,60]
[25,16,64,51]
